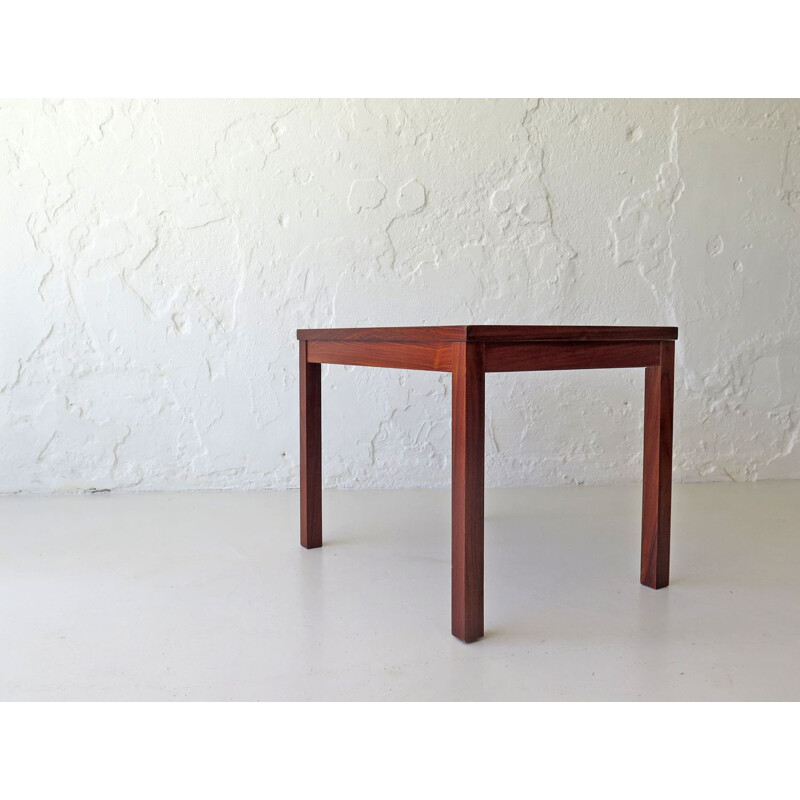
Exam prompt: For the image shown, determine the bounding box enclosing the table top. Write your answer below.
[297,325,678,343]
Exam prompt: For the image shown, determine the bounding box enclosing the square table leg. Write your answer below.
[641,340,675,589]
[300,340,322,549]
[451,342,486,643]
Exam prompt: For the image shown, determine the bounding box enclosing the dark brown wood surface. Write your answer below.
[298,325,677,642]
[641,341,674,588]
[484,341,661,372]
[307,340,453,371]
[300,341,322,549]
[451,342,486,643]
[465,325,677,342]
[298,325,678,343]
[298,326,468,343]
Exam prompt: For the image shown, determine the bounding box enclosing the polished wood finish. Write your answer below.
[641,340,674,589]
[484,341,661,372]
[296,325,678,643]
[307,340,452,371]
[465,325,677,343]
[451,342,486,643]
[298,326,469,343]
[298,325,678,343]
[299,340,322,549]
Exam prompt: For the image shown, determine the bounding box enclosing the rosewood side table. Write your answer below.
[297,325,677,643]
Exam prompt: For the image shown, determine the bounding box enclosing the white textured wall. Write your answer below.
[1,98,799,493]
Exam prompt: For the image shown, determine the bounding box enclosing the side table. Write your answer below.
[297,325,677,643]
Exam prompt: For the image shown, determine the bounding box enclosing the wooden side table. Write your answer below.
[297,325,677,643]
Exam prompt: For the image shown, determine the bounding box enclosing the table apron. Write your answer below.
[306,340,453,371]
[306,340,664,373]
[484,341,662,372]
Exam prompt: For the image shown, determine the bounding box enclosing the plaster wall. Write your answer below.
[1,99,798,492]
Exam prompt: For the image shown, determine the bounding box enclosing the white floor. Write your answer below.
[0,481,798,701]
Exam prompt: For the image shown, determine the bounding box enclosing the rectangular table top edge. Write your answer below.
[297,326,679,343]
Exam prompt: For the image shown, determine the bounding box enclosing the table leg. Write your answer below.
[641,340,674,588]
[300,340,322,549]
[451,342,485,642]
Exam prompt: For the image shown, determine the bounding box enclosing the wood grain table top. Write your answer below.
[297,325,679,343]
